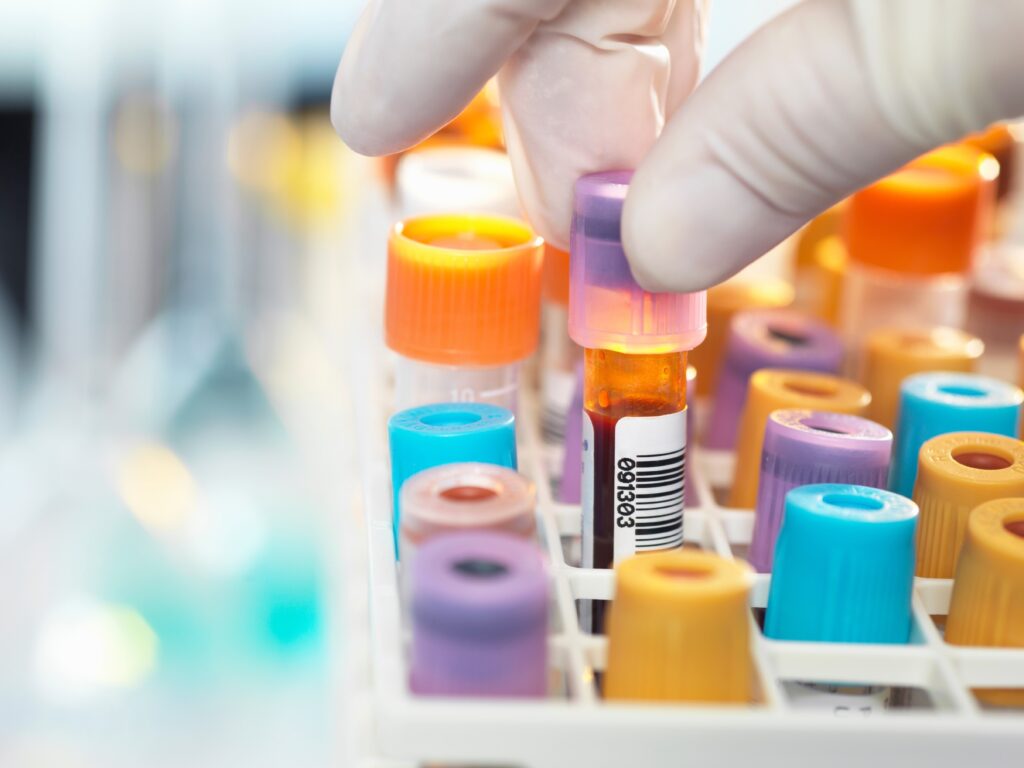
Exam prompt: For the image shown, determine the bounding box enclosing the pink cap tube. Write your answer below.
[568,171,707,353]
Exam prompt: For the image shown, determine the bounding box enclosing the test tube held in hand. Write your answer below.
[568,171,707,633]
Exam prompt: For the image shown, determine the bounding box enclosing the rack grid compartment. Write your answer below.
[356,344,1024,768]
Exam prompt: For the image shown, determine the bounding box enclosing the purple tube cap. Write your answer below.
[568,171,706,353]
[725,309,843,374]
[411,531,549,640]
[763,410,892,467]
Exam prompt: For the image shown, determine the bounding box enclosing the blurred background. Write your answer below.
[0,2,799,766]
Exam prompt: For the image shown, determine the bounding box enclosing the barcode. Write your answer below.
[634,447,684,550]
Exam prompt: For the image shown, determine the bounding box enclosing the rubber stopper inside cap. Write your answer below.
[784,380,839,398]
[938,384,989,398]
[420,411,483,427]
[441,485,499,502]
[453,558,508,578]
[798,416,850,435]
[953,451,1013,470]
[821,492,885,512]
[654,565,710,581]
[767,327,810,347]
[1005,520,1024,538]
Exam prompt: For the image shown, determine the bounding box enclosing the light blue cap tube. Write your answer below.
[388,403,517,553]
[889,372,1022,497]
[764,484,918,644]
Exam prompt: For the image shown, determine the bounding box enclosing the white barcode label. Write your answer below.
[613,410,686,563]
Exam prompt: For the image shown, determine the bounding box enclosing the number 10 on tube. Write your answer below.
[567,171,707,633]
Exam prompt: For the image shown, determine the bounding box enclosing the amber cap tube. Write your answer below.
[729,370,871,509]
[946,498,1024,707]
[844,145,996,276]
[863,327,983,429]
[604,550,755,703]
[912,432,1024,579]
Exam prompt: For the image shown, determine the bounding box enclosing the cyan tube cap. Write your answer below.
[388,403,517,549]
[764,484,918,644]
[890,372,1022,497]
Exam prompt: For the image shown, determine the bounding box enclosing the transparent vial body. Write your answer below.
[393,356,520,414]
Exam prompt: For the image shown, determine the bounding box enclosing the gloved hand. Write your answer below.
[332,0,1024,292]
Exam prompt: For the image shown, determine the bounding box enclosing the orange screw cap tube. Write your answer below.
[840,145,997,359]
[386,213,543,412]
[946,498,1024,707]
[728,371,871,509]
[568,171,706,634]
[604,550,755,703]
[862,327,983,429]
[912,432,1024,579]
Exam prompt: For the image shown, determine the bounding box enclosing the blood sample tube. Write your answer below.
[399,463,536,581]
[946,498,1024,707]
[705,309,843,451]
[912,432,1024,578]
[388,403,517,551]
[604,550,754,703]
[765,484,918,713]
[840,146,997,368]
[409,531,548,697]
[729,370,871,509]
[685,365,698,507]
[540,244,583,491]
[386,213,543,413]
[567,171,707,633]
[862,327,983,430]
[889,372,1022,498]
[689,279,793,400]
[750,410,892,573]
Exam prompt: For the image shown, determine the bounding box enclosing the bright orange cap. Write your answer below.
[963,123,1015,200]
[604,550,755,703]
[728,371,871,508]
[542,245,570,306]
[863,327,983,429]
[690,278,794,397]
[946,497,1024,707]
[385,214,543,366]
[913,432,1024,579]
[845,145,997,275]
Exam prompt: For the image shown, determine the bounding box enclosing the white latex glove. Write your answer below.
[332,0,1024,292]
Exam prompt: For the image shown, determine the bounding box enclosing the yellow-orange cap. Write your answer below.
[728,371,871,508]
[542,245,570,307]
[801,234,847,326]
[963,123,1016,200]
[795,201,847,269]
[946,497,1024,707]
[690,278,794,397]
[912,433,1024,579]
[385,214,543,366]
[863,327,984,429]
[845,145,998,275]
[604,550,755,703]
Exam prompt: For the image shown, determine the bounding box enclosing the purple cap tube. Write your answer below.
[749,410,892,572]
[409,531,549,697]
[557,362,584,505]
[705,309,843,451]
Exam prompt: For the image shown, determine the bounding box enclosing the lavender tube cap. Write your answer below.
[409,531,549,697]
[567,171,706,353]
[705,309,843,450]
[749,410,892,573]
